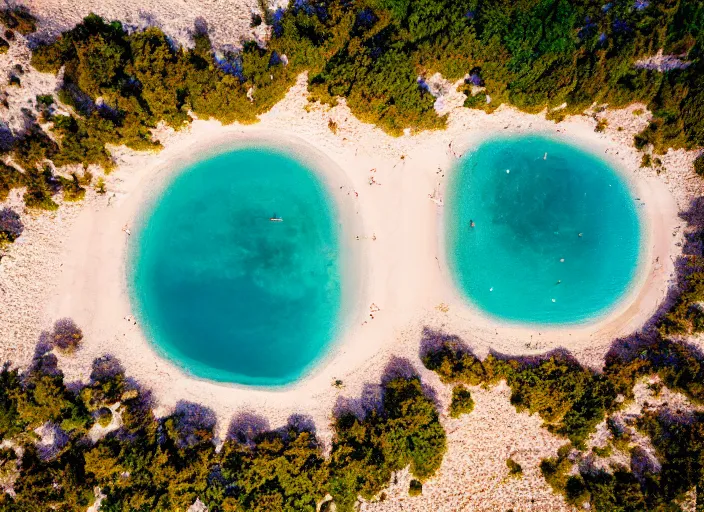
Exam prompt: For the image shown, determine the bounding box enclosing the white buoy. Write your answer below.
[490,287,494,292]
[506,169,510,174]
[560,258,565,263]
[552,298,556,303]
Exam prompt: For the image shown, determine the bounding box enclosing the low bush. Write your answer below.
[51,318,83,354]
[409,479,423,496]
[0,207,23,246]
[449,385,474,418]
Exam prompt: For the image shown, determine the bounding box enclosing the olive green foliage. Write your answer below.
[22,166,59,211]
[0,7,37,35]
[422,342,615,447]
[13,127,58,171]
[281,0,703,150]
[51,319,84,354]
[15,0,704,188]
[540,444,590,506]
[506,458,522,478]
[636,411,704,507]
[0,162,23,201]
[695,154,704,176]
[0,207,23,247]
[95,407,112,427]
[28,13,298,175]
[0,364,22,441]
[421,340,487,385]
[0,153,95,210]
[217,427,328,511]
[0,37,8,54]
[634,338,704,404]
[519,330,704,510]
[502,356,617,448]
[540,410,704,510]
[659,269,704,337]
[408,479,422,496]
[423,334,704,511]
[448,385,474,418]
[36,94,54,107]
[0,337,446,511]
[328,376,446,511]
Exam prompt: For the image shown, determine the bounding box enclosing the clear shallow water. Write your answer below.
[445,135,641,325]
[129,147,343,386]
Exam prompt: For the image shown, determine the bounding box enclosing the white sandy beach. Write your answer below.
[1,15,703,508]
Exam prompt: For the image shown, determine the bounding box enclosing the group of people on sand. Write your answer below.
[368,168,381,186]
[339,185,359,197]
[448,141,463,159]
[367,303,381,322]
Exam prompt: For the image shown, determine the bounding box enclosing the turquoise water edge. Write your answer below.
[128,146,343,386]
[445,135,642,325]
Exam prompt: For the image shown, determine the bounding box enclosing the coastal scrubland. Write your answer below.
[2,293,704,510]
[0,335,446,512]
[0,0,702,223]
[420,327,704,511]
[0,0,704,510]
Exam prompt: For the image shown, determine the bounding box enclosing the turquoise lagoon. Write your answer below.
[445,135,642,325]
[128,146,344,386]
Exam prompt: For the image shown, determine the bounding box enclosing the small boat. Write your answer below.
[269,213,283,222]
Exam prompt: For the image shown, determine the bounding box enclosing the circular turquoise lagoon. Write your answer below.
[445,135,641,325]
[128,146,343,386]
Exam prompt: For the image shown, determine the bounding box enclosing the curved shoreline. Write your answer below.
[123,134,369,388]
[0,77,692,442]
[430,133,677,363]
[434,130,661,338]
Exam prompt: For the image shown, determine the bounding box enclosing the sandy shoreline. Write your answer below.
[1,70,701,509]
[120,131,370,386]
[432,127,678,359]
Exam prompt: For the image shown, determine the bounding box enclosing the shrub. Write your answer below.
[36,94,54,106]
[0,208,23,247]
[449,385,474,418]
[96,407,113,427]
[0,162,24,201]
[540,445,573,496]
[0,37,8,54]
[659,271,704,337]
[51,318,83,354]
[22,167,59,211]
[409,479,422,496]
[0,7,37,35]
[506,458,522,478]
[59,174,86,202]
[328,376,446,511]
[695,154,704,177]
[421,341,486,385]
